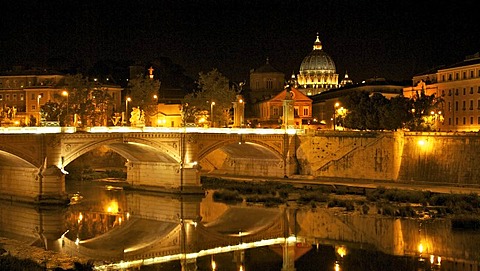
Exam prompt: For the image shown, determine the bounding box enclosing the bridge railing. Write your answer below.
[0,126,301,135]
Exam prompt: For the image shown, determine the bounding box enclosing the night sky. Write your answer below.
[2,0,480,83]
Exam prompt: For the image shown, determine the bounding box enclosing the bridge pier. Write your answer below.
[37,165,68,204]
[281,241,296,271]
[180,257,197,271]
[0,165,67,204]
[126,161,202,193]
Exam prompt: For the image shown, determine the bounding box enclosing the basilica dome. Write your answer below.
[297,34,339,96]
[299,36,336,73]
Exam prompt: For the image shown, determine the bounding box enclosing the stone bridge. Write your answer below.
[0,127,297,203]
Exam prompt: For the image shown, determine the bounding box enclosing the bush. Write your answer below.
[212,190,242,203]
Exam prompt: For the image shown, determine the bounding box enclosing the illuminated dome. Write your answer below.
[299,36,336,73]
[297,34,339,96]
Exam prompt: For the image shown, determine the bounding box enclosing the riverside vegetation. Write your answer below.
[201,176,480,230]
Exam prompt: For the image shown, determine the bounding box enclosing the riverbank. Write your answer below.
[0,237,92,270]
[204,173,480,195]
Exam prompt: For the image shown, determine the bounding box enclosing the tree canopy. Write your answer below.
[340,91,440,131]
[182,69,237,126]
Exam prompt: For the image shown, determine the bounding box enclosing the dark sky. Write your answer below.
[2,0,480,83]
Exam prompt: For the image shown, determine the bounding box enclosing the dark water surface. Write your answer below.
[1,180,479,271]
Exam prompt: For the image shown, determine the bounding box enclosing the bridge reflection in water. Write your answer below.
[1,180,480,271]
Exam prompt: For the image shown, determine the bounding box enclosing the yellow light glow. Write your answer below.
[437,256,441,265]
[106,200,119,213]
[336,246,347,258]
[211,260,216,270]
[430,255,434,264]
[239,265,244,271]
[78,212,83,223]
[418,140,426,146]
[334,262,340,271]
[75,237,80,246]
[418,243,424,254]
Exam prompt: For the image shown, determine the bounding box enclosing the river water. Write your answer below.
[1,179,480,271]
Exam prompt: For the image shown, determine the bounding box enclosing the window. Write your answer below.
[455,101,459,111]
[471,117,474,125]
[463,117,466,125]
[478,117,480,124]
[6,94,9,101]
[463,72,466,79]
[456,117,458,125]
[442,75,445,81]
[462,101,466,110]
[303,107,309,116]
[455,89,459,95]
[449,118,451,125]
[455,73,459,80]
[470,100,474,110]
[448,102,451,111]
[20,94,24,101]
[32,105,36,110]
[13,94,16,101]
[471,87,474,94]
[31,94,35,100]
[294,107,299,117]
[448,89,452,96]
[471,70,474,78]
[273,107,279,116]
[266,78,273,89]
[442,90,445,96]
[0,94,2,101]
[463,88,466,95]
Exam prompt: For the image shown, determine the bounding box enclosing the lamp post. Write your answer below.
[210,101,215,128]
[333,102,339,131]
[153,94,158,126]
[37,94,42,126]
[62,90,69,125]
[125,97,131,125]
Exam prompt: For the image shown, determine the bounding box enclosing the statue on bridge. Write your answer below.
[130,107,145,127]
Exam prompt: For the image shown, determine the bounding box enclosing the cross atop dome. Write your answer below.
[313,32,322,50]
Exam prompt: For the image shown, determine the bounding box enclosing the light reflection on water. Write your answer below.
[0,180,480,270]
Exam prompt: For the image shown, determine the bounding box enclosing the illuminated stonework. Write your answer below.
[297,34,339,96]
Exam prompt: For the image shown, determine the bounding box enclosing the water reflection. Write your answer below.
[0,180,480,270]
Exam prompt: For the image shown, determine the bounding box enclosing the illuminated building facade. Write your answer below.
[254,87,312,128]
[403,52,480,132]
[0,67,122,126]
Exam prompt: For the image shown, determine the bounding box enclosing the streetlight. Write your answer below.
[333,102,340,131]
[125,97,131,125]
[37,94,42,126]
[153,94,158,126]
[210,101,215,128]
[62,91,69,125]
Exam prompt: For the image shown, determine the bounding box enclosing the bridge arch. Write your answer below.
[0,150,37,169]
[198,138,283,161]
[62,137,180,167]
[197,138,285,177]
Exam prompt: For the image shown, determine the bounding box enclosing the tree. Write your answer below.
[40,101,61,121]
[182,69,236,126]
[126,76,161,119]
[343,91,371,130]
[63,74,113,127]
[405,91,443,131]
